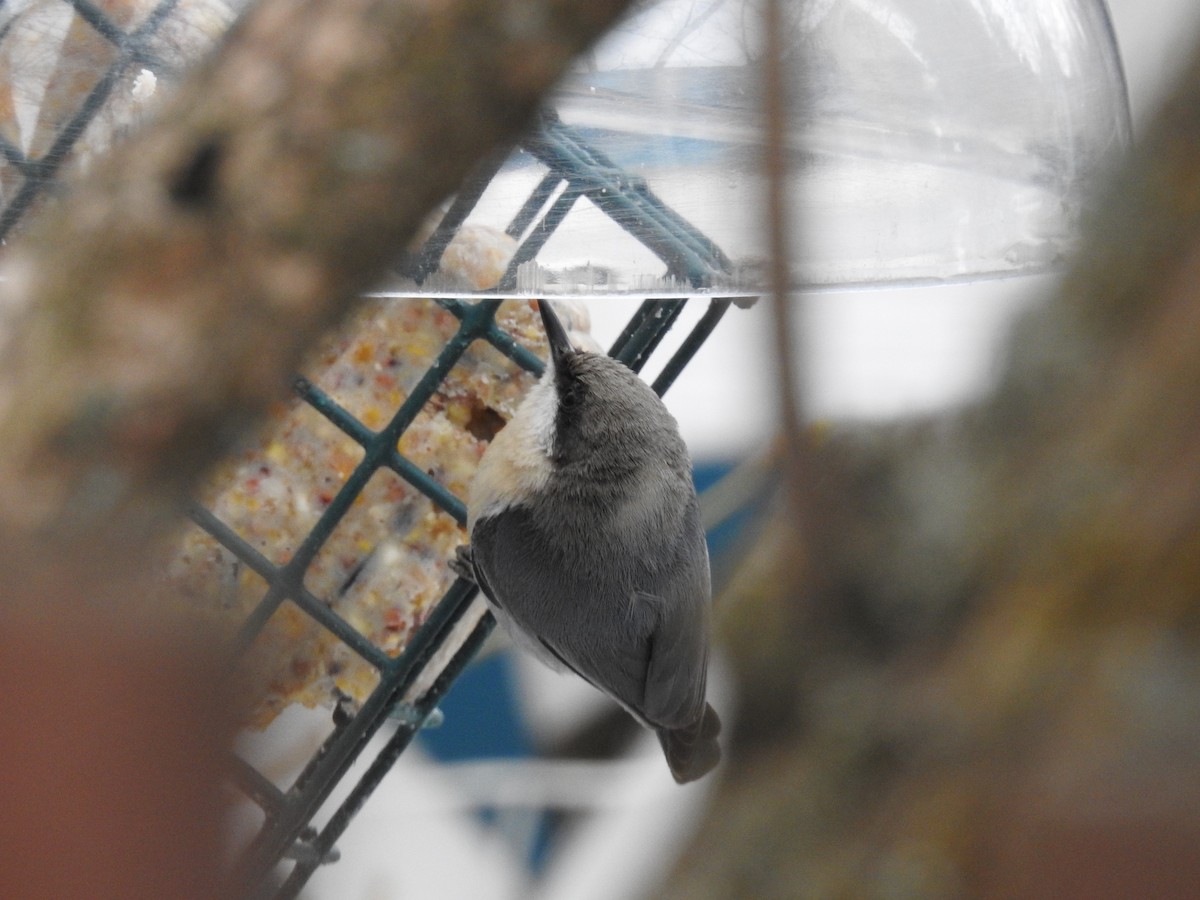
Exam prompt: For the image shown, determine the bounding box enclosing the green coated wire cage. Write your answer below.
[0,2,752,896]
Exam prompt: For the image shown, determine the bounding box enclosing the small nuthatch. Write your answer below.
[455,300,721,783]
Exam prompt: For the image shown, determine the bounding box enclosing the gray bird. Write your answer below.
[454,300,721,783]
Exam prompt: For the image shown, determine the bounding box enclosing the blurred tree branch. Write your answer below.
[668,29,1200,900]
[0,0,634,602]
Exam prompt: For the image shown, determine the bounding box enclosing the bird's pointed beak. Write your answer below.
[538,300,574,368]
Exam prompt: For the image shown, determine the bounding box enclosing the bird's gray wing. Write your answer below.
[470,505,657,720]
[637,496,711,730]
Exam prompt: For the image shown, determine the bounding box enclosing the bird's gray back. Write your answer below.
[471,488,710,730]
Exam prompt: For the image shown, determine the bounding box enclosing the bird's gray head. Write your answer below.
[537,301,686,478]
[466,300,692,532]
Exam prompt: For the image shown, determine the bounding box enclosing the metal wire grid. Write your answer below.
[0,0,197,241]
[220,116,738,895]
[215,295,734,899]
[0,4,744,897]
[402,107,736,297]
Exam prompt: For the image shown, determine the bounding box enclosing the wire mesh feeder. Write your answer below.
[0,4,749,897]
[0,0,243,240]
[217,124,745,899]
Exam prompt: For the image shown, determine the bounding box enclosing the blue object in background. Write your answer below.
[418,650,556,869]
[694,460,751,559]
[420,651,532,762]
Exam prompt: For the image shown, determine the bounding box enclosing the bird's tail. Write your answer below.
[657,703,722,784]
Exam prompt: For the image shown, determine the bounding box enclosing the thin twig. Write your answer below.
[762,0,827,593]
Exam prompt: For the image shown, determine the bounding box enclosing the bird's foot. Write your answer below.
[449,544,477,583]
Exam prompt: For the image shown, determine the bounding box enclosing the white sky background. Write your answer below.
[578,275,1046,459]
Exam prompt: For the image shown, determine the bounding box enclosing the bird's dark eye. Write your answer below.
[556,368,585,409]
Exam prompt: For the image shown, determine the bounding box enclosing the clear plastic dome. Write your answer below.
[405,0,1130,295]
[791,0,1131,285]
